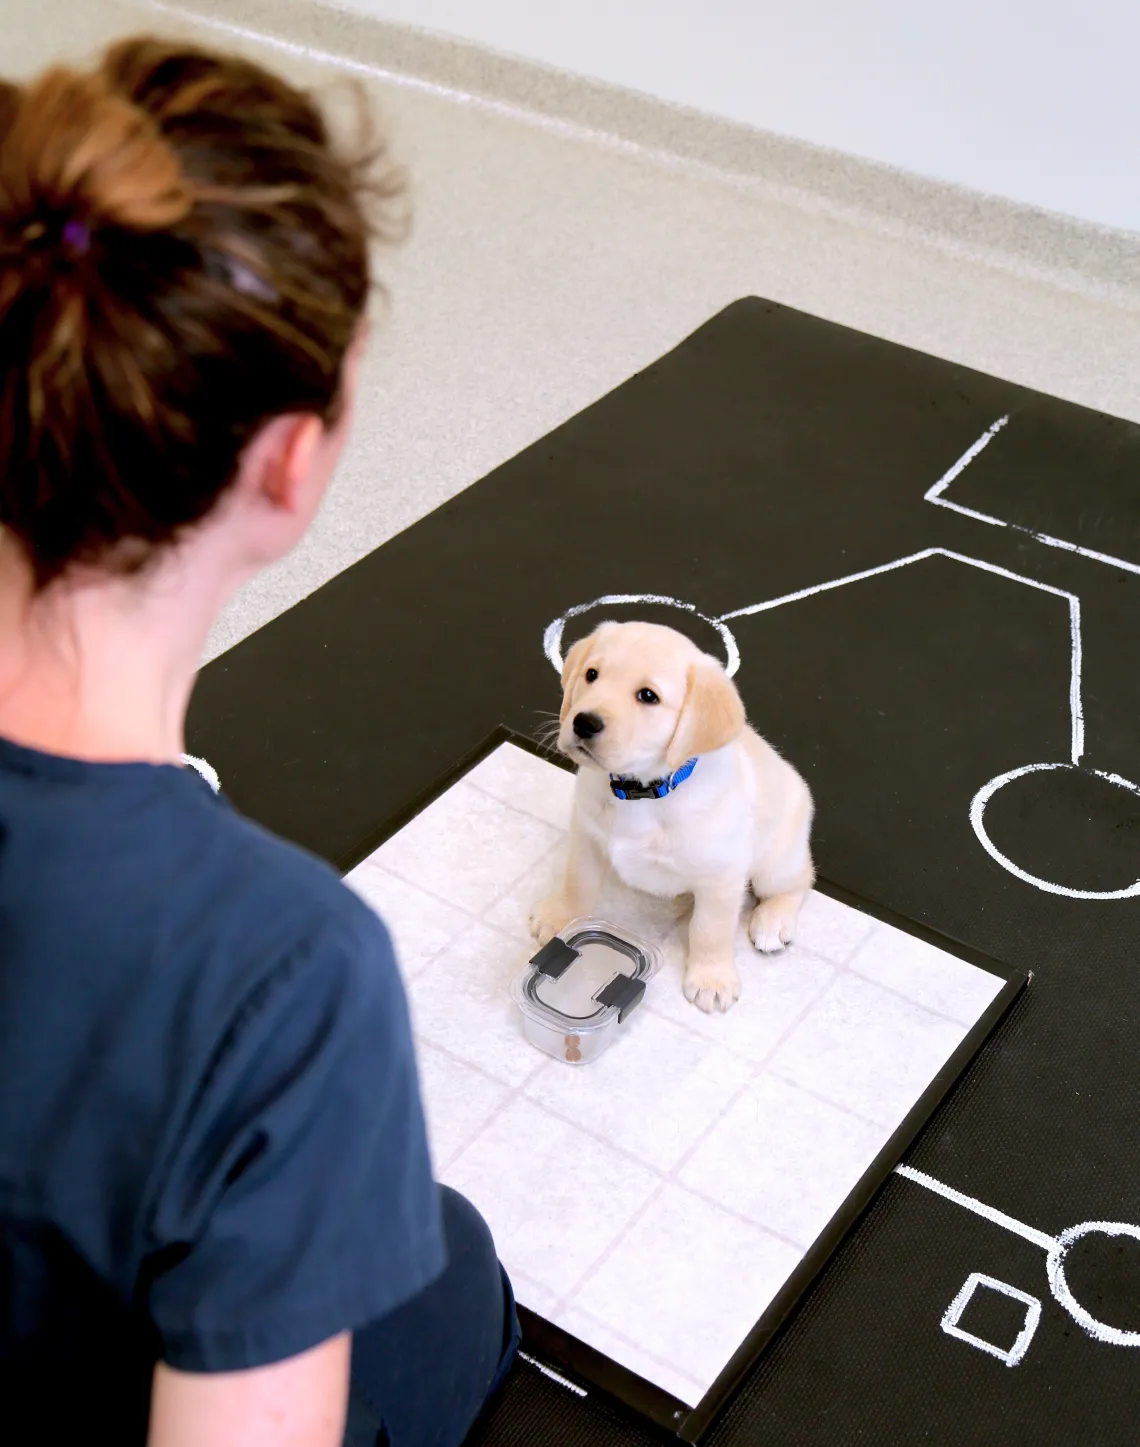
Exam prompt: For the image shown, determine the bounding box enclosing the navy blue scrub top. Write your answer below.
[0,736,444,1439]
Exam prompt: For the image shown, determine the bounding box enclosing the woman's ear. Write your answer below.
[666,661,746,769]
[559,632,595,724]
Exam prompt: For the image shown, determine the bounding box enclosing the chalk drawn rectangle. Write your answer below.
[341,728,1027,1442]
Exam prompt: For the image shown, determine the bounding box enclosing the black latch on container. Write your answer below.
[529,937,580,980]
[595,974,646,1023]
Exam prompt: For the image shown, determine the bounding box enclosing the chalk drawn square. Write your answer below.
[941,1272,1042,1366]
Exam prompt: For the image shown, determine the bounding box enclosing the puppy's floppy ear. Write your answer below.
[666,660,746,769]
[559,632,595,723]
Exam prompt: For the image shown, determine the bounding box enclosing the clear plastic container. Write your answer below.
[511,918,662,1064]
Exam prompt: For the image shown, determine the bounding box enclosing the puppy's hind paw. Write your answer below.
[683,958,741,1014]
[748,898,799,954]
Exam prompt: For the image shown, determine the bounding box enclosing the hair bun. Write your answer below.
[1,34,399,589]
[2,64,190,237]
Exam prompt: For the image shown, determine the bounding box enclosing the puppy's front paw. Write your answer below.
[749,898,799,954]
[528,895,573,946]
[683,957,741,1014]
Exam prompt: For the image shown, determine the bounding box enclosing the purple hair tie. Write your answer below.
[61,219,91,256]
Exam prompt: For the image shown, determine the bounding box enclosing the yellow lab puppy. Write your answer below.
[531,621,814,1013]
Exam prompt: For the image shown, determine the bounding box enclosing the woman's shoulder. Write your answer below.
[155,765,393,976]
[1,747,399,1023]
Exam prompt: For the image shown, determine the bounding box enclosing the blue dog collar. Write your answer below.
[609,757,698,801]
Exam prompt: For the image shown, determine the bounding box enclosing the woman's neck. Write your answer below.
[0,535,229,764]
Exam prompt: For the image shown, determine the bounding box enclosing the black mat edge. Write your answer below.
[517,1306,690,1440]
[337,725,1028,1441]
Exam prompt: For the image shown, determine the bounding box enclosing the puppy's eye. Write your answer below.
[585,668,598,683]
[636,688,659,705]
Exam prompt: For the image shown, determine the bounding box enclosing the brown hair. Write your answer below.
[0,36,406,588]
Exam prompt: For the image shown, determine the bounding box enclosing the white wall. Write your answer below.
[340,0,1140,233]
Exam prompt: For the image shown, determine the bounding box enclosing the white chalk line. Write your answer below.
[926,415,1140,578]
[179,753,221,793]
[941,1272,1042,1366]
[969,763,1140,900]
[717,546,1085,764]
[544,593,741,677]
[926,415,1011,496]
[897,1164,1140,1348]
[896,1165,1058,1253]
[1049,1221,1140,1348]
[710,541,1140,899]
[518,1351,589,1397]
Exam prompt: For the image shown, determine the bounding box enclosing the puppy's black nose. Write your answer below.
[573,711,604,740]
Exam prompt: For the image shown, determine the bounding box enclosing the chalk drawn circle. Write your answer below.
[970,762,1140,900]
[1047,1221,1140,1346]
[180,752,221,794]
[543,594,740,678]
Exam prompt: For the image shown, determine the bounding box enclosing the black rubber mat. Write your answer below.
[189,298,1140,1445]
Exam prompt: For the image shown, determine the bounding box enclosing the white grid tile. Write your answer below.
[847,920,1004,1023]
[406,921,547,1088]
[369,779,562,914]
[768,971,972,1128]
[465,744,577,828]
[643,940,839,1066]
[344,861,471,980]
[523,1014,753,1173]
[572,1185,804,1396]
[678,1072,893,1246]
[414,1041,511,1173]
[444,1097,661,1300]
[352,742,1005,1404]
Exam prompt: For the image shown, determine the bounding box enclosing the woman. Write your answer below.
[0,35,517,1447]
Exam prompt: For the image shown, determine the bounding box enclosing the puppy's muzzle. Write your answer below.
[573,711,604,740]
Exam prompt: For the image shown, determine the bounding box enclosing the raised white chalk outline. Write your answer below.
[180,752,221,794]
[544,593,741,678]
[717,543,1087,759]
[898,1164,1140,1349]
[517,1351,588,1398]
[925,413,1140,577]
[941,1272,1042,1366]
[542,423,1140,901]
[970,763,1140,900]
